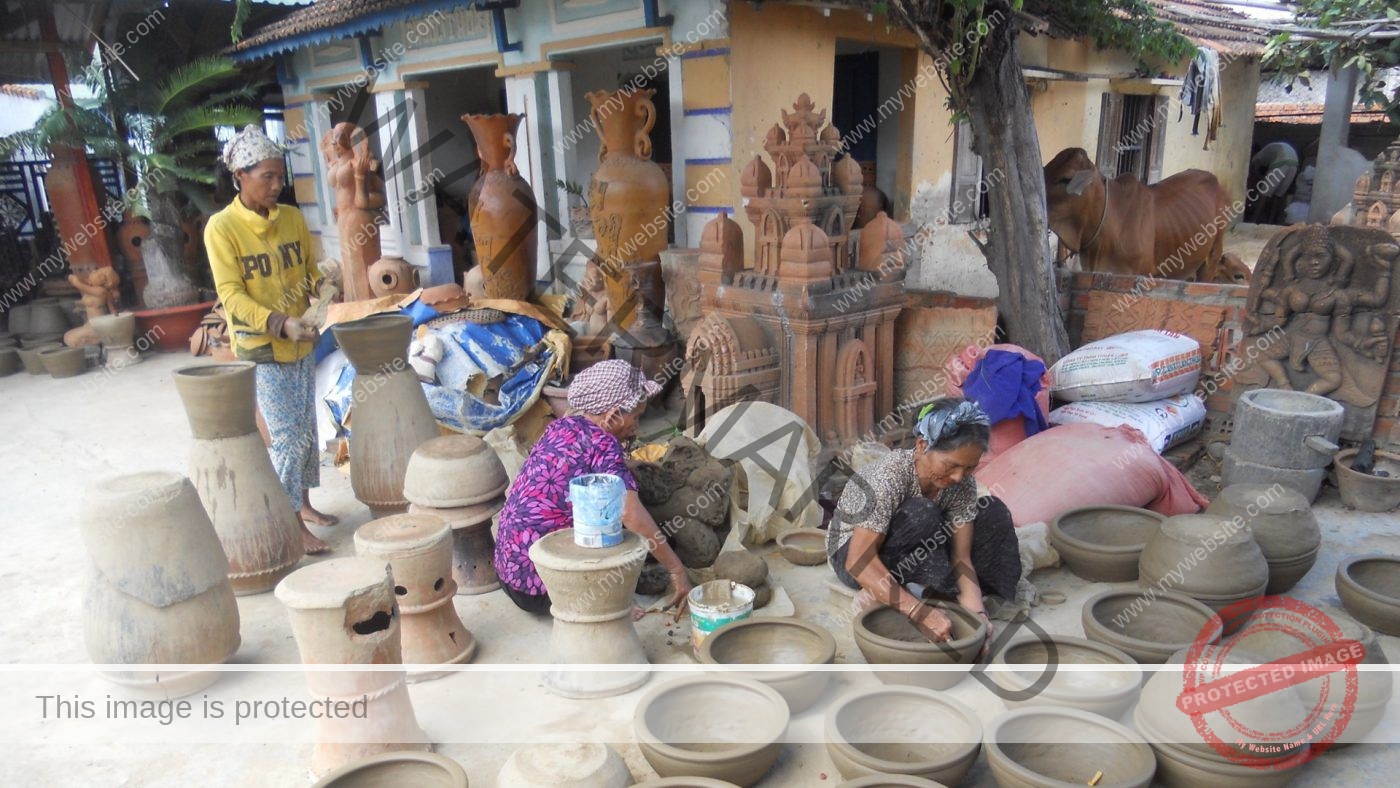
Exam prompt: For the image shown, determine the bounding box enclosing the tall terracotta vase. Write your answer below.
[172,363,305,594]
[331,315,440,517]
[44,147,106,270]
[81,471,241,699]
[585,89,670,328]
[461,113,537,301]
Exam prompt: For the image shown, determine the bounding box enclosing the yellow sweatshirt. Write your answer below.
[205,197,315,363]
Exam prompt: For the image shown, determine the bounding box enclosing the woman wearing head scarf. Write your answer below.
[494,359,693,614]
[827,397,1021,647]
[205,125,336,554]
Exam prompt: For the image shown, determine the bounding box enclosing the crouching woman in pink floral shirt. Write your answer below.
[493,359,693,615]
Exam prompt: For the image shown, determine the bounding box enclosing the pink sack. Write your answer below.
[977,423,1208,527]
[944,343,1052,469]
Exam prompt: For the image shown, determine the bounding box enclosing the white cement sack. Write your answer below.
[1049,393,1207,453]
[1050,329,1201,403]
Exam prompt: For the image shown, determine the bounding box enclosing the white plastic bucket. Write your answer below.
[570,473,624,548]
[688,580,755,655]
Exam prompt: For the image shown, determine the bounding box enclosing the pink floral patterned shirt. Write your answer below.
[493,415,638,595]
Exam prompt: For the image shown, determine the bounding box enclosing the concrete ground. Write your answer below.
[2,352,1397,786]
[1224,222,1288,273]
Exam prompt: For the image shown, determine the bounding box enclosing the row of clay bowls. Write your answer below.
[1335,554,1400,636]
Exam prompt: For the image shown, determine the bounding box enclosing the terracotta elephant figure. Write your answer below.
[1045,147,1234,282]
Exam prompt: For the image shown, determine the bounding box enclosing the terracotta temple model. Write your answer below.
[323,122,387,302]
[683,93,906,448]
[461,113,538,301]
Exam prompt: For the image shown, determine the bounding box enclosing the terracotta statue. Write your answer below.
[568,260,612,336]
[68,267,120,320]
[323,123,386,302]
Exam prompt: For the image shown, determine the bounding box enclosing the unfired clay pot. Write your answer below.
[775,528,827,566]
[402,434,509,508]
[27,298,70,335]
[80,471,241,698]
[354,513,476,678]
[697,617,837,713]
[835,778,948,788]
[853,602,985,691]
[530,529,649,698]
[0,347,18,376]
[985,707,1155,788]
[275,557,431,775]
[1080,588,1222,664]
[9,303,31,335]
[310,751,468,788]
[635,675,788,788]
[409,501,502,595]
[825,685,981,785]
[90,312,137,347]
[1335,448,1400,513]
[498,737,631,788]
[1138,514,1268,631]
[1050,505,1165,582]
[634,780,743,788]
[1206,484,1320,593]
[461,113,537,301]
[39,345,86,377]
[17,343,59,374]
[332,314,441,517]
[1336,554,1400,636]
[991,635,1141,719]
[173,363,305,594]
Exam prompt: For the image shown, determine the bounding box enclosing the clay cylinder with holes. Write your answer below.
[354,514,476,680]
[275,558,430,775]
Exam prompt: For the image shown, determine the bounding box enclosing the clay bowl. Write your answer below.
[1336,554,1400,636]
[824,685,982,785]
[16,344,55,374]
[38,346,87,378]
[991,635,1141,719]
[541,383,570,418]
[836,777,948,788]
[1206,484,1321,593]
[853,602,986,691]
[985,707,1156,788]
[402,434,509,508]
[775,528,827,566]
[1335,449,1400,513]
[0,347,18,376]
[0,331,15,347]
[498,738,631,787]
[634,675,788,788]
[698,618,837,714]
[1081,588,1223,664]
[310,751,468,787]
[1050,505,1165,582]
[633,780,742,788]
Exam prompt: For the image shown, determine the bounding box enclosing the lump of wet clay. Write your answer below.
[636,561,671,596]
[750,582,773,609]
[669,518,721,568]
[712,551,769,588]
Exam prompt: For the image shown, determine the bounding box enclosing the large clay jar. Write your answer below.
[80,471,241,699]
[461,113,536,301]
[332,315,441,517]
[353,513,476,680]
[275,558,431,776]
[173,363,304,594]
[1205,484,1320,594]
[1138,514,1269,633]
[586,88,669,328]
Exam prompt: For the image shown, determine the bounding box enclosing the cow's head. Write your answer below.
[1044,148,1100,227]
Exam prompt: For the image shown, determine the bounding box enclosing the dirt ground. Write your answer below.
[2,352,1396,786]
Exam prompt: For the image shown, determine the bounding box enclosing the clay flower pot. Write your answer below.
[1081,588,1222,664]
[1138,514,1268,629]
[824,685,981,785]
[9,303,30,335]
[461,113,537,301]
[1336,554,1400,636]
[775,528,827,566]
[498,737,631,788]
[17,342,60,374]
[635,675,789,788]
[0,347,18,376]
[853,601,985,691]
[1335,448,1400,513]
[985,707,1156,788]
[90,312,137,348]
[80,471,241,698]
[132,300,217,353]
[402,434,509,508]
[409,500,503,595]
[697,618,837,714]
[1050,505,1165,582]
[39,345,87,377]
[310,751,468,788]
[332,314,442,517]
[27,299,70,335]
[991,635,1141,719]
[1206,484,1320,593]
[835,778,947,788]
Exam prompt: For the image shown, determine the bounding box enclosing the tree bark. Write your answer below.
[964,34,1070,363]
[139,189,199,309]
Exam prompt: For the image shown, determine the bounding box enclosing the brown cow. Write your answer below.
[1044,147,1233,282]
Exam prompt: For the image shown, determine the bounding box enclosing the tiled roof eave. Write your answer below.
[230,0,482,62]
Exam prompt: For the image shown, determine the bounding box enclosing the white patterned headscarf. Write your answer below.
[221,124,283,173]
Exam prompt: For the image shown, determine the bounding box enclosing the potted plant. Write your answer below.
[554,179,593,239]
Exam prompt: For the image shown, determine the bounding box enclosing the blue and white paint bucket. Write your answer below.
[569,472,625,548]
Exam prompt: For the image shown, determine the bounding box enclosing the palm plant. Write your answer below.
[3,56,261,308]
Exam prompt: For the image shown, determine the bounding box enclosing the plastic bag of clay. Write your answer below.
[1049,329,1201,403]
[408,332,445,383]
[977,423,1209,527]
[694,402,824,545]
[1049,393,1206,453]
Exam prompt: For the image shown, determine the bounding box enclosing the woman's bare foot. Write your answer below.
[631,603,646,622]
[301,493,339,527]
[301,525,331,555]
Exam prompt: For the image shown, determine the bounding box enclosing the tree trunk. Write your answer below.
[140,189,198,309]
[964,38,1070,364]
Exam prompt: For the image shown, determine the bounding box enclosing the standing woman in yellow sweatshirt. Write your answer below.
[206,125,336,554]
